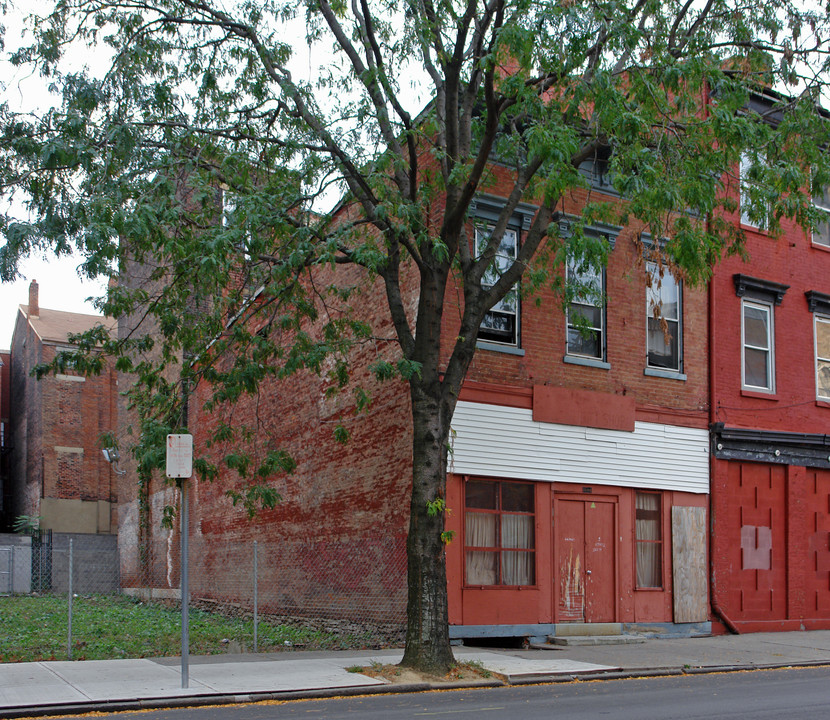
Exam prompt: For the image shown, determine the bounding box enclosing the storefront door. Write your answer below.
[557,497,617,623]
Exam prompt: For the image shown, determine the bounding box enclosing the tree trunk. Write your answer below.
[400,380,455,673]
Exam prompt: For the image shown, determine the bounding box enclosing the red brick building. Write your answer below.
[116,164,713,639]
[709,164,830,632]
[438,180,711,640]
[7,281,118,534]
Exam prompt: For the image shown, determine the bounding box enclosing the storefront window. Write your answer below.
[465,480,535,586]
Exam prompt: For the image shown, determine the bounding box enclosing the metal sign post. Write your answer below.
[166,433,193,690]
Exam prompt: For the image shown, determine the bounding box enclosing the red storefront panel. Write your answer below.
[805,468,830,617]
[730,462,787,619]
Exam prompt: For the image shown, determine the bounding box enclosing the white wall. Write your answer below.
[450,401,709,494]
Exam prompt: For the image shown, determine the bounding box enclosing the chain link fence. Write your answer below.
[0,532,407,662]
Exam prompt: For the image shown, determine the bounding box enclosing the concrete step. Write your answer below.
[547,635,647,647]
[554,623,622,637]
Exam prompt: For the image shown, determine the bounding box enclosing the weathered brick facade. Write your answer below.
[7,281,118,534]
[117,166,714,637]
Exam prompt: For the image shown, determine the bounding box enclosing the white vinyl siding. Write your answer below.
[450,401,709,494]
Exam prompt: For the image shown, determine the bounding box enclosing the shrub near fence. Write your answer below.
[0,534,407,662]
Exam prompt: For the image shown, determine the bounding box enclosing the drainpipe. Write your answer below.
[705,80,739,635]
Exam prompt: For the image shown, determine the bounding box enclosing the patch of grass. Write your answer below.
[453,660,492,679]
[0,594,346,662]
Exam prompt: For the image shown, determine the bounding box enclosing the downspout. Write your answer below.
[704,82,740,635]
[708,272,740,635]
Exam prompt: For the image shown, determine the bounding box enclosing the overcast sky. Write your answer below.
[0,2,107,350]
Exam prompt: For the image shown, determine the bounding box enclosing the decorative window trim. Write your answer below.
[733,274,789,305]
[469,195,536,231]
[551,212,620,249]
[806,290,830,315]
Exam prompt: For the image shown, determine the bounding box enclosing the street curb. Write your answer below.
[0,680,505,718]
[4,662,830,718]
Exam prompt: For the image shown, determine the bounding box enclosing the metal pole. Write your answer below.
[253,540,258,653]
[10,545,14,595]
[67,539,73,659]
[181,482,189,688]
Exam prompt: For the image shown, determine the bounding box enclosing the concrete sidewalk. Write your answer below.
[3,631,830,717]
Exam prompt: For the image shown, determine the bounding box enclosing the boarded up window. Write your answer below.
[56,449,84,500]
[58,383,81,425]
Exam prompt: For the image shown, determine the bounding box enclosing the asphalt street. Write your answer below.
[30,666,830,720]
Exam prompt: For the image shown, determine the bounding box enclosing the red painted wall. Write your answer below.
[710,182,830,631]
[446,471,706,627]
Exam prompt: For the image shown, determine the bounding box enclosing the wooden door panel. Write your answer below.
[585,500,616,622]
[558,500,586,622]
[556,498,616,623]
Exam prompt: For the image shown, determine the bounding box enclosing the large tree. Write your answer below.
[2,0,830,672]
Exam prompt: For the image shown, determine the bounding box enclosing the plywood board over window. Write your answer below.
[672,506,708,623]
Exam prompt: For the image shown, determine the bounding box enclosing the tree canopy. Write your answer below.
[2,0,830,672]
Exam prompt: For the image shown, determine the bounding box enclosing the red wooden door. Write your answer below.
[557,498,616,623]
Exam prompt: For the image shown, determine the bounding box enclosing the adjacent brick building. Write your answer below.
[7,280,118,534]
[709,166,830,632]
[0,349,10,531]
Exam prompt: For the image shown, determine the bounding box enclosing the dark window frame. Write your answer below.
[634,490,663,590]
[464,478,537,588]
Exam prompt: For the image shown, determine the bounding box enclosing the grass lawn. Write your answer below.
[0,594,351,662]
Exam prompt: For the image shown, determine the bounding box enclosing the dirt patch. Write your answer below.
[347,661,496,685]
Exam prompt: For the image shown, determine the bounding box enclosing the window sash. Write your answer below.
[742,300,774,391]
[816,316,830,400]
[566,258,605,359]
[476,227,519,345]
[464,480,535,586]
[812,187,830,247]
[635,492,662,588]
[740,153,768,229]
[646,264,681,371]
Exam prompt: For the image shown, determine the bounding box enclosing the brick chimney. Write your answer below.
[28,279,39,317]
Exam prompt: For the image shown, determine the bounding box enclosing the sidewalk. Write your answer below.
[3,631,830,717]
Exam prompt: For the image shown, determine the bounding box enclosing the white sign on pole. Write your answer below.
[166,433,193,478]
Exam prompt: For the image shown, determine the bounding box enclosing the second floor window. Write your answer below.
[566,257,605,359]
[740,153,769,230]
[816,315,830,400]
[646,263,682,372]
[812,185,830,248]
[742,299,774,392]
[476,226,519,345]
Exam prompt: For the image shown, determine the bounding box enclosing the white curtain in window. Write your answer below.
[501,514,534,585]
[465,512,497,584]
[635,493,661,588]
